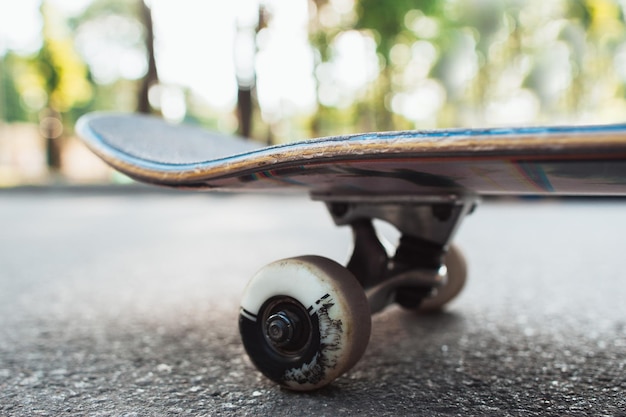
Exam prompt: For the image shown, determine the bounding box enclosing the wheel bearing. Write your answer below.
[261,298,312,354]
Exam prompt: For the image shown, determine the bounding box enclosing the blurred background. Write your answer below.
[2,0,626,186]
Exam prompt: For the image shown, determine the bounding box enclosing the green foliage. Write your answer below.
[0,54,29,122]
[355,0,429,60]
[309,0,626,132]
[32,37,91,113]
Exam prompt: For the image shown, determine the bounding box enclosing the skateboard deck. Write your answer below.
[77,113,626,199]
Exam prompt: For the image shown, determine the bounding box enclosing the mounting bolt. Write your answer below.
[265,312,294,347]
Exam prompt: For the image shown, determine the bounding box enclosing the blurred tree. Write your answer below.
[137,0,158,114]
[0,53,29,122]
[308,0,362,135]
[354,0,428,130]
[235,4,266,139]
[343,0,626,129]
[308,0,441,133]
[17,1,93,171]
[71,0,158,114]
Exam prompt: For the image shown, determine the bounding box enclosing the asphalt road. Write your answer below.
[0,188,625,416]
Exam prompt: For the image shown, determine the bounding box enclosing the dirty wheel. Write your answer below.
[419,244,467,312]
[239,256,371,391]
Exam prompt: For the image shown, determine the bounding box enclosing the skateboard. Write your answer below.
[77,113,626,391]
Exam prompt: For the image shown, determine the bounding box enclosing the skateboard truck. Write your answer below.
[320,194,477,313]
[238,194,476,390]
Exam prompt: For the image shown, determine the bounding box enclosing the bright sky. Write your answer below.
[0,0,324,118]
[150,0,316,118]
[0,0,44,55]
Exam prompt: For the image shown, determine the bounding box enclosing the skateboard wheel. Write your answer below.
[419,244,467,312]
[239,256,371,391]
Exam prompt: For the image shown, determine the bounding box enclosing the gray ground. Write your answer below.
[0,188,624,416]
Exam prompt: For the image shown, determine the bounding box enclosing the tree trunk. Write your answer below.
[42,108,63,172]
[237,87,253,138]
[235,6,266,138]
[137,0,158,114]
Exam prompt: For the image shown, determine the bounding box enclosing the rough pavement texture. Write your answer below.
[0,190,625,416]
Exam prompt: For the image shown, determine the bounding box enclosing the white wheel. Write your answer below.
[238,256,371,391]
[419,244,467,312]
